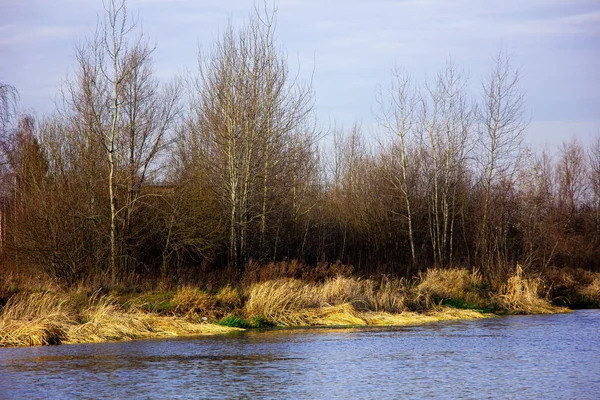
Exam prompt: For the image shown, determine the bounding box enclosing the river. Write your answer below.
[1,310,599,399]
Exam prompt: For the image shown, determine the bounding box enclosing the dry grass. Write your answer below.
[242,259,353,285]
[244,279,320,326]
[215,286,242,309]
[496,265,569,314]
[1,264,576,346]
[170,285,242,321]
[364,307,492,326]
[543,267,600,307]
[172,286,217,318]
[319,276,412,312]
[0,291,240,347]
[418,268,486,306]
[577,276,600,305]
[0,292,70,346]
[244,277,414,327]
[314,303,366,325]
[245,268,569,327]
[244,276,492,327]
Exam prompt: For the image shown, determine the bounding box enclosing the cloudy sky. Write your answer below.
[1,0,599,149]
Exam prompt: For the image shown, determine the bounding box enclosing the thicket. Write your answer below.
[1,1,599,294]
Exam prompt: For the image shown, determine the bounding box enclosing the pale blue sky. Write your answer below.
[1,0,599,149]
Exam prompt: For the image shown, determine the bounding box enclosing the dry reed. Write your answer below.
[244,279,320,326]
[172,286,217,318]
[496,265,566,314]
[1,265,573,346]
[418,268,486,306]
[363,307,492,326]
[244,276,491,327]
[0,291,239,347]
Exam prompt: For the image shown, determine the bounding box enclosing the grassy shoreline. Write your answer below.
[0,292,241,347]
[2,266,590,347]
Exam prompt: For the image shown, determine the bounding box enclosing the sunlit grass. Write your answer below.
[0,263,575,347]
[497,265,569,314]
[244,276,491,328]
[418,268,488,309]
[0,291,240,347]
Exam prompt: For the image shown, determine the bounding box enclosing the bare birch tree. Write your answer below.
[477,50,527,273]
[376,70,417,267]
[66,0,180,280]
[434,62,473,266]
[0,83,19,250]
[0,83,18,138]
[187,6,313,268]
[557,139,589,219]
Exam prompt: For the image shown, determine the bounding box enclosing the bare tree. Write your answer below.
[186,6,314,269]
[64,0,181,281]
[590,135,600,241]
[417,61,473,267]
[376,69,417,267]
[477,50,527,273]
[0,83,18,138]
[557,138,589,219]
[518,148,559,271]
[0,82,19,250]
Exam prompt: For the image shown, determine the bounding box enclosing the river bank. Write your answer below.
[0,290,490,347]
[2,266,591,347]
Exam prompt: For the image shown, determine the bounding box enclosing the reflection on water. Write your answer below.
[1,310,599,399]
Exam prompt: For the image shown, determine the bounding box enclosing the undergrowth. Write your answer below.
[1,260,584,346]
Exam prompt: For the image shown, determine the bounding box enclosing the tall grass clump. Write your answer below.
[244,276,429,327]
[0,291,238,347]
[319,276,412,313]
[172,286,217,319]
[583,277,600,306]
[244,279,321,326]
[418,268,488,310]
[496,265,560,314]
[69,295,152,343]
[0,292,70,346]
[215,286,242,310]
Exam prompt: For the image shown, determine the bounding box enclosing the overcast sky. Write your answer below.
[1,0,599,149]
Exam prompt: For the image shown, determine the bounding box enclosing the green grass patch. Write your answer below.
[219,315,253,329]
[439,298,492,314]
[218,314,276,329]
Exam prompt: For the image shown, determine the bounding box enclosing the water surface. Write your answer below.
[1,310,599,399]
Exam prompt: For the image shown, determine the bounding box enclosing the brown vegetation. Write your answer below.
[496,266,559,314]
[0,291,238,347]
[0,0,597,347]
[2,1,599,291]
[1,262,583,347]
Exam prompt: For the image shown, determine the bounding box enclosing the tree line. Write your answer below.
[1,1,598,287]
